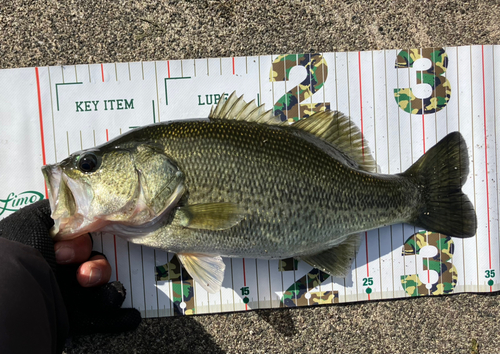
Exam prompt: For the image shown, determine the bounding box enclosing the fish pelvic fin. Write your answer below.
[296,234,361,277]
[402,131,477,238]
[177,253,225,294]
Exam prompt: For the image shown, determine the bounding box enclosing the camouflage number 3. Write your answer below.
[401,231,457,297]
[270,53,330,122]
[394,48,451,114]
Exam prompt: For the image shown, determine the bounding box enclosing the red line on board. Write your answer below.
[101,63,105,82]
[481,46,492,280]
[106,128,119,281]
[232,57,235,75]
[35,67,48,199]
[167,61,171,78]
[358,53,370,300]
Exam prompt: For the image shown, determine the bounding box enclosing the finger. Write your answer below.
[76,255,112,287]
[54,233,93,264]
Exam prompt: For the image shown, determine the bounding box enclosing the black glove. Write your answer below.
[0,200,141,335]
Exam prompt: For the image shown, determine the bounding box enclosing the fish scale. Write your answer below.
[121,118,417,258]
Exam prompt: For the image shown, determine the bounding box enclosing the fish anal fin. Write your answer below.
[297,234,362,277]
[292,111,377,173]
[178,202,245,231]
[177,253,226,294]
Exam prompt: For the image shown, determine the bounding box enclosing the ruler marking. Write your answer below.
[55,82,83,111]
[456,47,467,290]
[66,131,70,156]
[242,258,247,310]
[469,45,479,291]
[422,47,426,153]
[383,49,395,298]
[421,48,430,286]
[105,128,119,281]
[258,56,262,107]
[140,246,148,315]
[494,46,500,289]
[152,100,156,123]
[164,77,191,105]
[154,62,160,122]
[358,52,370,300]
[47,67,58,162]
[481,46,492,281]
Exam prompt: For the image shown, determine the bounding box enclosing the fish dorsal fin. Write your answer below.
[296,233,362,277]
[209,91,281,126]
[291,111,377,173]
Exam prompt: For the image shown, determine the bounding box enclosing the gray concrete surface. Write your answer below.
[1,0,499,353]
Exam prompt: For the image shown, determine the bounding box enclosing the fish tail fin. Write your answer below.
[402,132,477,238]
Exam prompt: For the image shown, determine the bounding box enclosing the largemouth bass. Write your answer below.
[42,92,477,293]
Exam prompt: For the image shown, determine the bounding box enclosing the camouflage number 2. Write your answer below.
[270,53,330,122]
[401,231,457,296]
[279,258,339,307]
[394,48,451,114]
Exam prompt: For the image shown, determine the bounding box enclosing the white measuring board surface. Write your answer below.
[0,46,499,317]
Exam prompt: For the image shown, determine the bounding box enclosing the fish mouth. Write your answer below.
[42,165,93,241]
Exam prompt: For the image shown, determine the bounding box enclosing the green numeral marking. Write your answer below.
[485,269,496,278]
[240,286,250,296]
[363,277,373,286]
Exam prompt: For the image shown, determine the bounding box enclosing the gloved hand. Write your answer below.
[0,199,141,335]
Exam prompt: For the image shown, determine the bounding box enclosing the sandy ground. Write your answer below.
[1,0,500,353]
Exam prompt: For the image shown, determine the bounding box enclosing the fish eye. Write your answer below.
[77,153,100,173]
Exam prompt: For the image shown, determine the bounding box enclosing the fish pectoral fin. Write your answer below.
[296,233,362,277]
[177,202,245,230]
[177,253,226,294]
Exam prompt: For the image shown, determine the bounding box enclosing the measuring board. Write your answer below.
[0,46,499,317]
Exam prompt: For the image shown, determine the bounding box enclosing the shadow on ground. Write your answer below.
[64,316,225,354]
